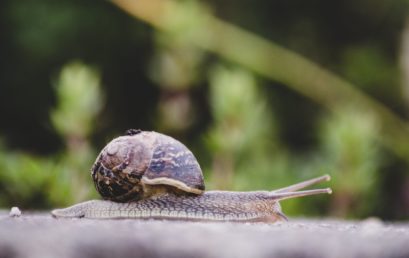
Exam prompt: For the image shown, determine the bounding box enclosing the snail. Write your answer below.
[52,129,331,222]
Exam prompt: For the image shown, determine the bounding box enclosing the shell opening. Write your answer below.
[141,176,204,195]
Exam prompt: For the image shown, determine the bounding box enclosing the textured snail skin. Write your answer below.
[51,188,331,222]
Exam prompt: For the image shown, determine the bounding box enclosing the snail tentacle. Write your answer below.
[273,174,331,193]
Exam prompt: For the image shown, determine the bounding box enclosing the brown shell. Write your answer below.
[91,130,205,202]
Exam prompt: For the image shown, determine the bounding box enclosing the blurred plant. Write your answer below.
[50,61,103,203]
[318,109,381,217]
[148,33,204,133]
[0,148,57,208]
[277,109,382,218]
[51,61,103,142]
[205,65,282,190]
[0,61,102,208]
[342,45,400,104]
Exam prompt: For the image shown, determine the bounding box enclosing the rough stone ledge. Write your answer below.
[0,212,408,258]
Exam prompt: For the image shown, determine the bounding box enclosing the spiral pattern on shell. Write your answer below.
[91,130,205,202]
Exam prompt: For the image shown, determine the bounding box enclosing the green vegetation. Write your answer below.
[0,62,100,208]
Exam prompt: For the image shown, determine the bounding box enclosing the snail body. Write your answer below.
[52,130,331,222]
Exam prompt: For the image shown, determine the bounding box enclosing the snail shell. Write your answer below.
[91,129,205,202]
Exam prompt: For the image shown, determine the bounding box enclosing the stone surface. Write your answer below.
[0,211,408,258]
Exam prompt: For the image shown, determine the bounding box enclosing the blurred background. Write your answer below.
[1,0,409,220]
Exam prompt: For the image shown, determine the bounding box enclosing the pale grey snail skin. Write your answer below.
[52,175,331,222]
[51,130,332,222]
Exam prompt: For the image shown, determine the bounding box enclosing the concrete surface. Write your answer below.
[0,210,408,258]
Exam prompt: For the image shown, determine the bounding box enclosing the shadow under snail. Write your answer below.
[52,129,332,223]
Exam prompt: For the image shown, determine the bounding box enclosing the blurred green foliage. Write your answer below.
[0,62,100,208]
[205,66,278,190]
[317,110,381,217]
[51,62,103,139]
[0,0,409,220]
